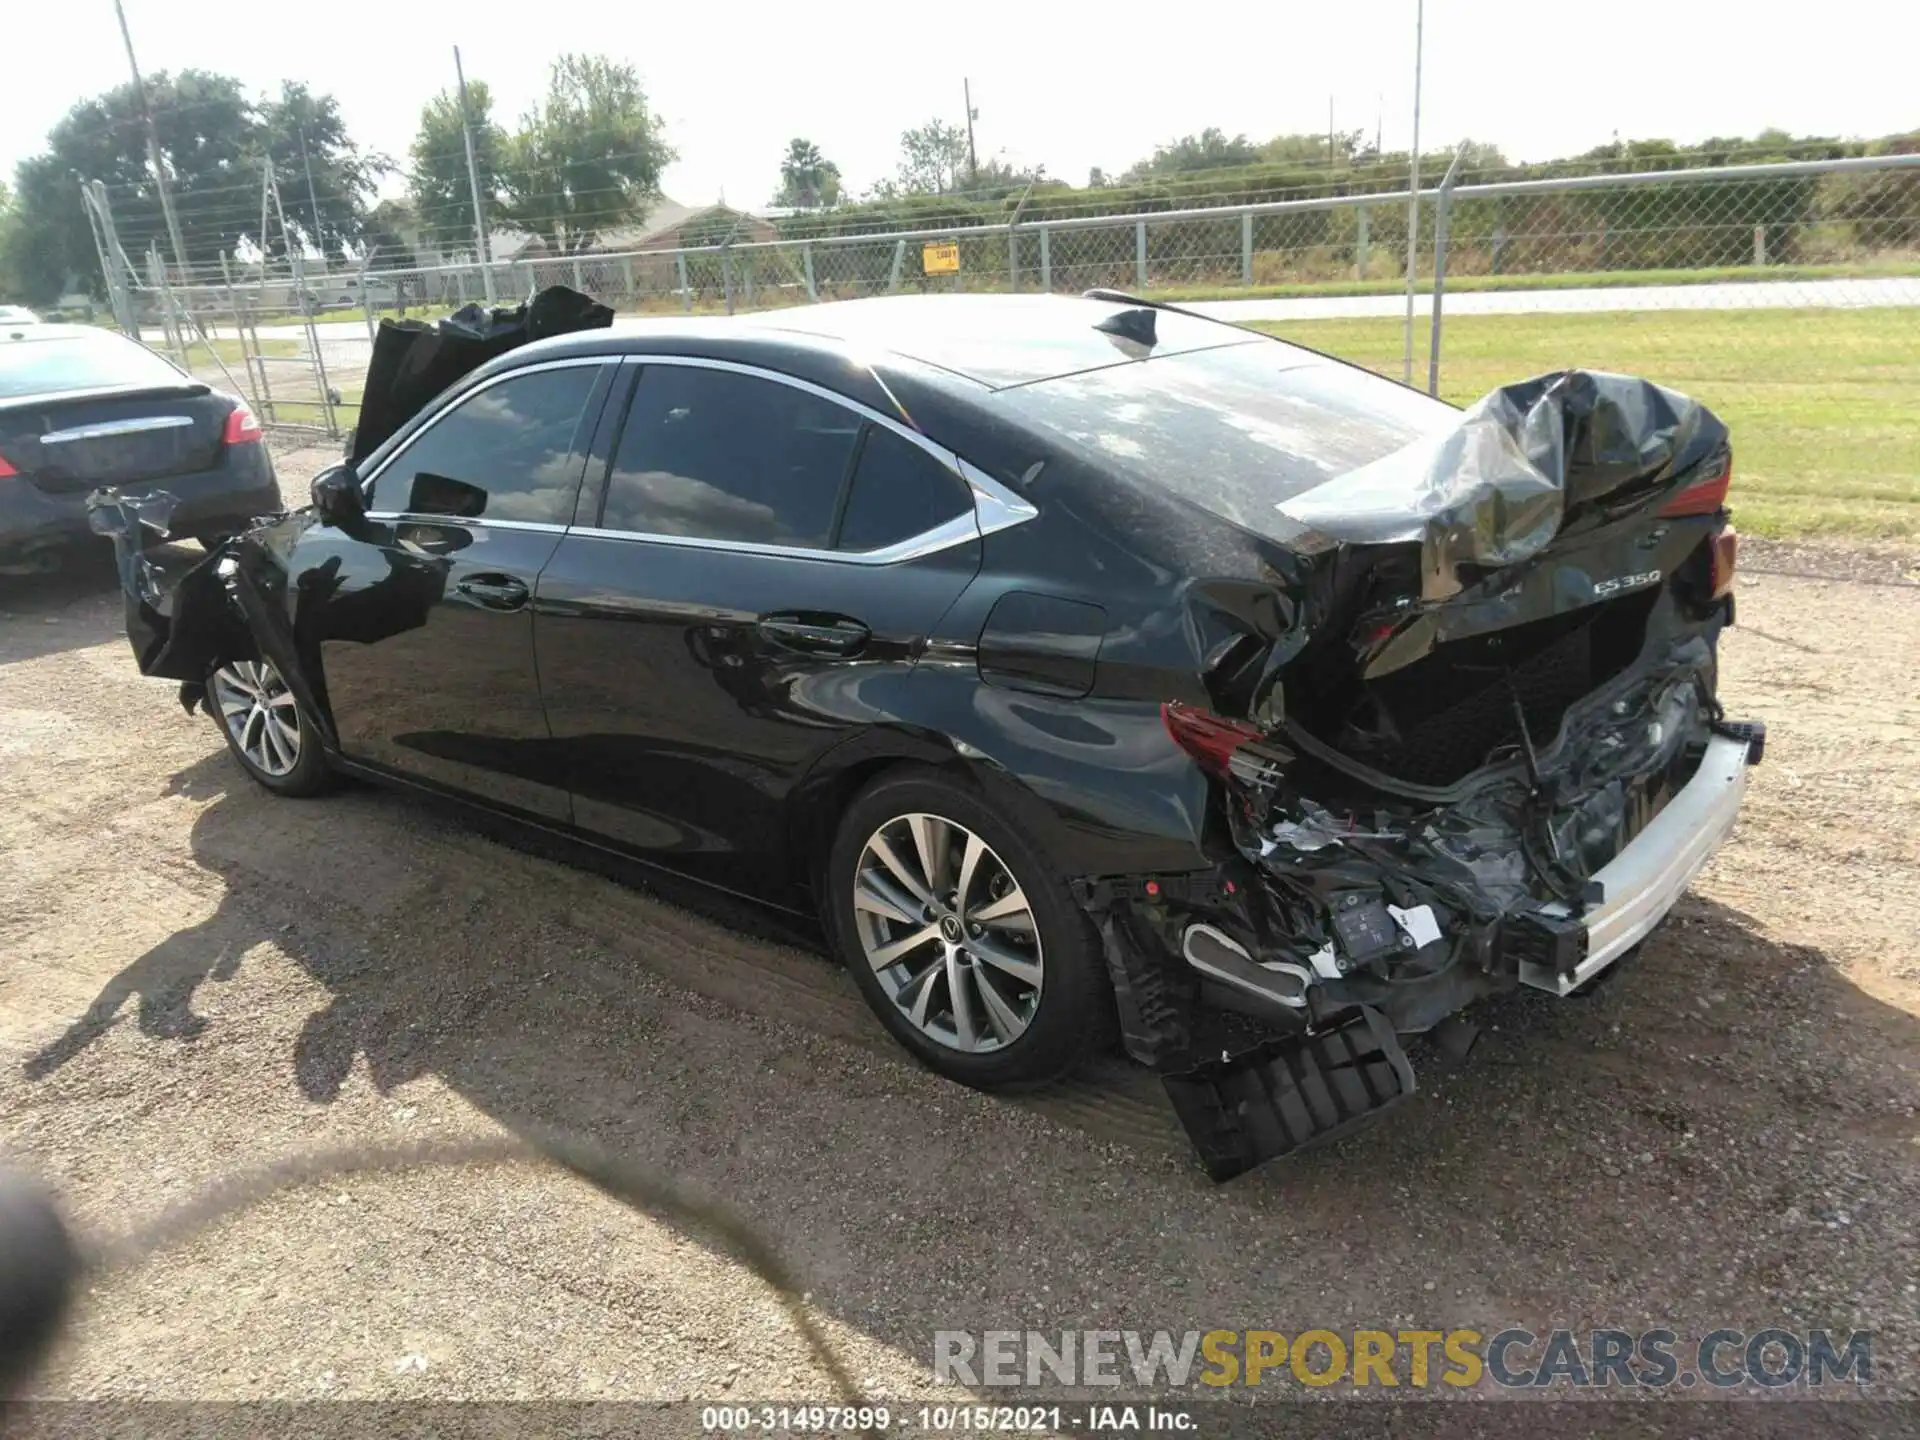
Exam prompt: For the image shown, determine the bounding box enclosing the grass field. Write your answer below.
[1154,257,1920,304]
[266,384,364,431]
[1250,308,1920,539]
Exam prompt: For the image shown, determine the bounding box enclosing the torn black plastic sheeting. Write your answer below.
[348,286,614,464]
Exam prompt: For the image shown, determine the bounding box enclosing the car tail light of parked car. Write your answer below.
[221,402,263,446]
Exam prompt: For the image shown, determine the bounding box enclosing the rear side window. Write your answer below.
[835,426,972,552]
[373,365,600,524]
[601,366,861,546]
[0,331,189,399]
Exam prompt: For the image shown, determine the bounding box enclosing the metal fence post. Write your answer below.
[218,251,270,423]
[621,253,635,306]
[1241,212,1254,285]
[1428,143,1469,397]
[1135,219,1148,288]
[1356,207,1369,279]
[358,250,377,347]
[889,240,906,294]
[743,252,756,309]
[803,243,817,302]
[722,247,736,315]
[677,250,691,312]
[1008,229,1019,293]
[1753,225,1767,266]
[1038,226,1051,291]
[573,255,585,292]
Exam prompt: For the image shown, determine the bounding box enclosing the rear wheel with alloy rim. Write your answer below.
[829,769,1111,1088]
[209,658,333,796]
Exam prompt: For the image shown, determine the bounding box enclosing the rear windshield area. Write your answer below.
[992,339,1457,534]
[0,331,192,400]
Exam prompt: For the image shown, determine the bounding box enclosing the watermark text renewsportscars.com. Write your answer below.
[933,1328,1874,1390]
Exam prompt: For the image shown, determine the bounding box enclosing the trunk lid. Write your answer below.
[0,387,227,493]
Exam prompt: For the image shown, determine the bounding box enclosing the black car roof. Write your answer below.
[502,293,1274,391]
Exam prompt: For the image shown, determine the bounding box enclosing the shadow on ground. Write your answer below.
[23,750,1920,1413]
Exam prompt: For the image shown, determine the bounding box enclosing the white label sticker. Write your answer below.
[1388,903,1444,951]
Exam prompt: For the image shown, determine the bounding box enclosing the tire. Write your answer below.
[826,767,1112,1090]
[206,657,334,797]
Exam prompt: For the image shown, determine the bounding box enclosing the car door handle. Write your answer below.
[757,614,871,656]
[456,573,530,611]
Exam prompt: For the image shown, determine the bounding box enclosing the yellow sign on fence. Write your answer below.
[922,242,961,275]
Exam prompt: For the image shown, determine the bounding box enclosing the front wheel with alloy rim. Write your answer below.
[829,769,1111,1089]
[208,658,333,796]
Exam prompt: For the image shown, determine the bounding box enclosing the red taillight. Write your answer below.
[222,401,263,446]
[1710,525,1738,600]
[1162,701,1263,778]
[0,452,16,478]
[1660,457,1732,517]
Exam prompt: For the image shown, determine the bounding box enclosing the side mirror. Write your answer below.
[310,464,367,528]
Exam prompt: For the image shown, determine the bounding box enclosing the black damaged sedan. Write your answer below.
[94,293,1761,1179]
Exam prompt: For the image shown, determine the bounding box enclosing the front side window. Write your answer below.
[372,365,601,525]
[601,366,862,547]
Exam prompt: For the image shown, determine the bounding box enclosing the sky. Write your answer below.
[5,0,1918,216]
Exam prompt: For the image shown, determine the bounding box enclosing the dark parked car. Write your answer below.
[95,293,1760,1178]
[0,324,279,574]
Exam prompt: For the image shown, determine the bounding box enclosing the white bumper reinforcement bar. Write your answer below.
[1520,731,1754,996]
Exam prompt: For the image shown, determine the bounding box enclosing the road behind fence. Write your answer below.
[127,152,1920,539]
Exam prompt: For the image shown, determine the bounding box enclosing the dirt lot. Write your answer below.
[1,439,1916,1416]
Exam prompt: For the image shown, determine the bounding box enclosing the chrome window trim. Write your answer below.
[360,513,570,534]
[584,352,1038,563]
[358,354,612,501]
[42,414,196,444]
[566,511,983,567]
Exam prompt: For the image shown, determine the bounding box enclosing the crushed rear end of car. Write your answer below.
[1071,369,1763,1181]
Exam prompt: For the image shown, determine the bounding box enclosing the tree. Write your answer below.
[258,82,386,259]
[774,138,840,209]
[1125,128,1262,178]
[502,54,675,254]
[359,198,421,268]
[1,71,381,303]
[894,118,971,196]
[0,181,23,300]
[1258,130,1369,168]
[407,81,507,256]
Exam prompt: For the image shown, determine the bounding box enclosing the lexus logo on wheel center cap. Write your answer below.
[939,914,964,943]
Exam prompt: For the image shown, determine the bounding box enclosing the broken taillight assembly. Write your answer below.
[1660,454,1732,517]
[1162,701,1263,778]
[1710,525,1738,599]
[222,402,264,446]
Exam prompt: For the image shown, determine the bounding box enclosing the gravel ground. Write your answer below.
[0,440,1914,1418]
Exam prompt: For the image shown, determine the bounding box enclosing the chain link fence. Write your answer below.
[119,153,1919,533]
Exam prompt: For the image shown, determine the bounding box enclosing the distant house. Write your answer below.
[594,198,778,254]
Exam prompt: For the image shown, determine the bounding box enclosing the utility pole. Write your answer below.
[454,46,496,304]
[112,0,189,283]
[299,122,325,258]
[1402,0,1425,385]
[963,78,979,188]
